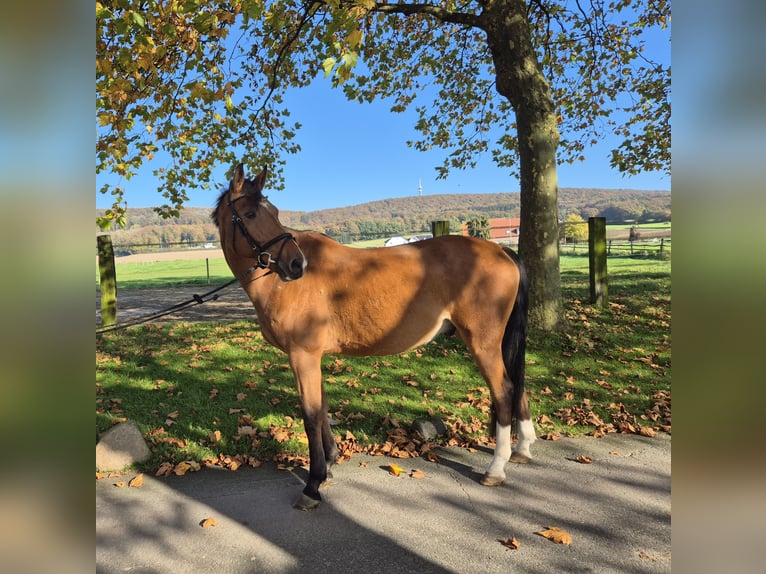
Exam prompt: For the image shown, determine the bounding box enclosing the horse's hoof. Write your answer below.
[510,452,531,464]
[293,493,321,511]
[480,473,505,487]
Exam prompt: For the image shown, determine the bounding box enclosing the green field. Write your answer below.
[100,241,669,291]
[98,258,235,290]
[96,256,671,473]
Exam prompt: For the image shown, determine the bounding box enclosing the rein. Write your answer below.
[97,192,297,335]
[228,194,295,270]
[95,263,270,335]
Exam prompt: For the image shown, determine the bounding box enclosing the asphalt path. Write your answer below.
[96,433,670,573]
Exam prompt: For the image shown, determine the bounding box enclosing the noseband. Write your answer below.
[228,194,295,269]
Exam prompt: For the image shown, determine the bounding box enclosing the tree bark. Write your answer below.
[483,0,563,331]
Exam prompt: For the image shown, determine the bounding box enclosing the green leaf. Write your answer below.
[96,3,113,19]
[130,12,145,28]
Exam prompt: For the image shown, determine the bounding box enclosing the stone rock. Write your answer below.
[411,418,447,440]
[96,420,151,471]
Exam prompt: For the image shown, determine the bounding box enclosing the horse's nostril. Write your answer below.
[290,256,306,276]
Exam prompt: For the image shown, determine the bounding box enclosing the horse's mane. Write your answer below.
[211,187,228,227]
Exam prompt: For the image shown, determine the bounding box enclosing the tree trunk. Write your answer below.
[483,0,563,331]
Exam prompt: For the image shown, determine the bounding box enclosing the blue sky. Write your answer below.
[96,36,670,214]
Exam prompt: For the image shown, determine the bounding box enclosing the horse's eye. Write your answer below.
[244,211,256,219]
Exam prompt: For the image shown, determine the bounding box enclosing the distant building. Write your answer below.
[384,235,408,247]
[461,217,521,244]
[408,234,432,243]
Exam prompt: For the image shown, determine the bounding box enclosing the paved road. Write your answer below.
[97,433,670,573]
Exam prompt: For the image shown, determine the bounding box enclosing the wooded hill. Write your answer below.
[97,188,670,250]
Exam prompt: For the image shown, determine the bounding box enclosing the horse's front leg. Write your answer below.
[289,350,330,511]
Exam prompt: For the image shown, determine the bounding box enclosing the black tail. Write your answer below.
[501,247,529,426]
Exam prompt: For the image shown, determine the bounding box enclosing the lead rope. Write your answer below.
[96,264,269,335]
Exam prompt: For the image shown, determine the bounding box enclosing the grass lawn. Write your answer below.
[96,256,670,473]
[99,258,235,290]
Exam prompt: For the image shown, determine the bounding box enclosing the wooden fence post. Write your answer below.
[431,220,450,237]
[97,234,117,326]
[588,217,608,307]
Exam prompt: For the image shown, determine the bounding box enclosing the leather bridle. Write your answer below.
[227,193,296,270]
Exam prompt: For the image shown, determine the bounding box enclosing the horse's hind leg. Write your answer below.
[510,390,535,463]
[459,336,515,486]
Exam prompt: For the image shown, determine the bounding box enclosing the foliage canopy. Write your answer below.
[96,0,670,227]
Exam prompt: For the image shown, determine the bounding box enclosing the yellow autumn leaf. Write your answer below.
[536,526,573,545]
[174,461,200,476]
[347,29,363,49]
[410,469,425,479]
[200,518,217,528]
[113,481,126,488]
[128,473,144,487]
[388,463,404,477]
[574,455,593,464]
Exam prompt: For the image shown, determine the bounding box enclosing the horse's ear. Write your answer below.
[231,163,246,197]
[253,166,268,194]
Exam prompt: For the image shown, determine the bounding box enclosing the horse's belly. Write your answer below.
[405,317,455,349]
[345,316,454,356]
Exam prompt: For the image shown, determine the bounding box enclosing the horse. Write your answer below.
[212,163,536,511]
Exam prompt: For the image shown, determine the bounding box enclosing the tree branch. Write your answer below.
[370,2,484,29]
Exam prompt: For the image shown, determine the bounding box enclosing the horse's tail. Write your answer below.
[501,247,529,427]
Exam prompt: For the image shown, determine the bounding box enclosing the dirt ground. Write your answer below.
[96,284,256,327]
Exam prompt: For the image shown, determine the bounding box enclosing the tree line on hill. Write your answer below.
[96,188,670,253]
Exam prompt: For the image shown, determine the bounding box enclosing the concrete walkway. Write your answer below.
[96,433,670,573]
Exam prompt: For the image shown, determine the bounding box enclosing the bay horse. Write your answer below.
[212,164,536,510]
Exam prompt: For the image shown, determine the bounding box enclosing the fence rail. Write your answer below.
[562,237,670,259]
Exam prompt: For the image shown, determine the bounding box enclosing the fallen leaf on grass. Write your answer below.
[128,473,144,487]
[574,455,593,464]
[199,518,217,528]
[536,526,572,545]
[501,537,521,549]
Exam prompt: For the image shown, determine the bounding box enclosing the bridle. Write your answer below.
[227,193,297,270]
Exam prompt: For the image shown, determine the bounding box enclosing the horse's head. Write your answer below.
[213,164,306,281]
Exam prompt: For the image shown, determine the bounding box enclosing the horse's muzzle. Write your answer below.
[277,251,307,281]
